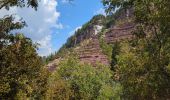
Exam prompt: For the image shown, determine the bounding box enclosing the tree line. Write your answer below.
[0,0,170,99]
[104,0,170,99]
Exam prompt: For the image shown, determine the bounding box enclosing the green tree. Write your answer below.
[110,42,120,71]
[0,0,38,10]
[46,57,121,100]
[0,16,26,48]
[0,0,48,99]
[115,39,170,99]
[33,67,50,99]
[0,33,43,99]
[0,0,39,46]
[103,0,170,99]
[102,0,133,14]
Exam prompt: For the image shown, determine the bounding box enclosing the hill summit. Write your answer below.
[47,8,134,71]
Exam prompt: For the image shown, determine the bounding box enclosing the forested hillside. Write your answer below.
[46,8,134,68]
[0,0,170,99]
[44,0,170,99]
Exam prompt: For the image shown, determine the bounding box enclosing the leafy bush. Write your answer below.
[46,57,121,100]
[99,29,113,61]
[0,34,43,99]
[115,40,170,99]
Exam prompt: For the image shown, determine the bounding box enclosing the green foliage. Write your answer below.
[98,28,120,71]
[115,39,170,99]
[45,52,58,64]
[0,16,26,47]
[104,15,116,28]
[0,0,38,10]
[0,33,43,99]
[45,76,72,100]
[46,57,121,100]
[64,14,106,49]
[0,16,49,99]
[102,0,133,14]
[46,14,108,63]
[33,67,50,99]
[110,42,120,71]
[99,29,113,61]
[103,0,170,99]
[0,1,49,99]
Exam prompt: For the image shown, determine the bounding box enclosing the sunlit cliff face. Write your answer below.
[94,25,103,35]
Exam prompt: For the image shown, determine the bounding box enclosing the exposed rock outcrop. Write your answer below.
[47,9,135,70]
[47,58,61,71]
[78,35,109,66]
[105,23,134,44]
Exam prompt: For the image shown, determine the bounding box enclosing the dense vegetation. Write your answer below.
[103,0,170,99]
[98,29,113,61]
[45,8,128,63]
[45,56,121,100]
[0,0,48,99]
[1,0,170,99]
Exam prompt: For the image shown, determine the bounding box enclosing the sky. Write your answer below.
[0,0,105,56]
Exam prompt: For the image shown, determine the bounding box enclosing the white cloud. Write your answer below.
[68,26,82,36]
[37,35,52,56]
[0,0,62,56]
[94,8,106,16]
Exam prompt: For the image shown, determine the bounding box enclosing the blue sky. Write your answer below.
[0,0,105,56]
[52,0,105,54]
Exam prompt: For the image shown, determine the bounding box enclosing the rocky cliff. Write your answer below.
[47,8,134,71]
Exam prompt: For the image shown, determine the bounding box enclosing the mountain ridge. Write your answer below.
[46,8,134,71]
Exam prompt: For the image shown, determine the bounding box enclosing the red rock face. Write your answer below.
[47,22,135,70]
[47,58,61,71]
[105,23,134,44]
[76,26,95,45]
[78,22,134,66]
[78,35,110,66]
[47,9,135,69]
